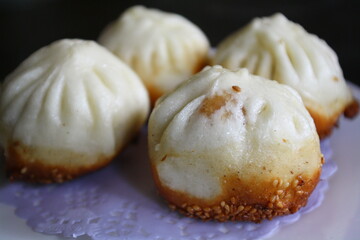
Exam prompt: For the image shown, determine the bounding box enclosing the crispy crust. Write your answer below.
[308,109,339,139]
[4,141,116,183]
[151,162,321,223]
[309,98,359,139]
[344,98,359,119]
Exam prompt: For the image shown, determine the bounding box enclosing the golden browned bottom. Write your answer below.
[309,98,359,139]
[344,99,359,118]
[4,141,116,184]
[151,163,321,223]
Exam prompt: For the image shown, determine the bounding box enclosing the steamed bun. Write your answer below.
[0,39,150,183]
[148,65,322,222]
[98,5,210,105]
[212,13,358,138]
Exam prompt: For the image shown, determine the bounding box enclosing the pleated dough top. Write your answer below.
[0,39,149,157]
[99,6,210,103]
[149,66,321,200]
[212,13,353,122]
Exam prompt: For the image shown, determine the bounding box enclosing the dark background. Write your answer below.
[0,0,359,86]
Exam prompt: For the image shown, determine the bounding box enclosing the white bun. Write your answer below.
[212,13,358,138]
[99,5,210,104]
[0,39,150,183]
[148,65,322,222]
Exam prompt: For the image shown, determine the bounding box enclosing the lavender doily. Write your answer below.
[0,131,336,240]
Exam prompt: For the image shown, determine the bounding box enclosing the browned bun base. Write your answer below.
[344,98,359,118]
[151,163,321,223]
[4,141,116,183]
[309,98,359,139]
[148,58,209,107]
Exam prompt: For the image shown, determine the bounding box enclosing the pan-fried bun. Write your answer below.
[99,5,210,105]
[212,13,358,138]
[148,65,322,222]
[0,39,150,183]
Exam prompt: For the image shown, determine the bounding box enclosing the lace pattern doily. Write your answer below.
[0,131,336,240]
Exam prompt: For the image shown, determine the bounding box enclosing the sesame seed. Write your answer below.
[20,167,27,174]
[276,202,284,208]
[238,205,245,212]
[232,86,241,92]
[279,179,283,187]
[186,207,194,214]
[293,179,299,187]
[284,182,290,188]
[225,205,230,212]
[213,206,222,214]
[273,179,279,187]
[277,190,284,195]
[250,208,257,214]
[193,205,201,211]
[220,201,226,207]
[244,206,252,212]
[204,207,211,212]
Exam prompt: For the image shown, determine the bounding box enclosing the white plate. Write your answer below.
[0,84,359,240]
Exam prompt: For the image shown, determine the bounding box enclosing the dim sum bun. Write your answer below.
[148,65,322,222]
[99,5,210,104]
[212,13,358,138]
[0,39,150,183]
